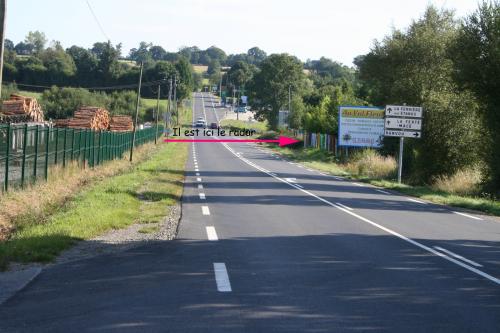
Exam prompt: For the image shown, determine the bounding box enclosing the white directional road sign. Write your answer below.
[384,129,421,139]
[385,105,423,118]
[385,117,422,131]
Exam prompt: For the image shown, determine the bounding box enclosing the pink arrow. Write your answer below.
[163,136,300,147]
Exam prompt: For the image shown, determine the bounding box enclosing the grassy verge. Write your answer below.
[268,145,500,217]
[0,104,192,269]
[220,119,268,133]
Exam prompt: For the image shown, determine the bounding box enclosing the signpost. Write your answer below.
[384,105,423,183]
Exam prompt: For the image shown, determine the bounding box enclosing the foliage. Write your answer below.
[248,54,307,130]
[357,6,484,182]
[450,1,500,193]
[345,149,397,179]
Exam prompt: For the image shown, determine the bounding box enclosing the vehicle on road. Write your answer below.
[194,120,206,128]
[210,122,218,129]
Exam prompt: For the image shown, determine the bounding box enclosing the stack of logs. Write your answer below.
[64,107,110,130]
[1,94,44,123]
[109,115,133,132]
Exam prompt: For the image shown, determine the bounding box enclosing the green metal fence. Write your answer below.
[0,124,163,192]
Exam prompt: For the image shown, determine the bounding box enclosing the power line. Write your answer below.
[85,0,110,41]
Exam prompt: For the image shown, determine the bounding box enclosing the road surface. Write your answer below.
[0,92,499,332]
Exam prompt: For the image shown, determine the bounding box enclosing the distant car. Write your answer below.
[197,116,205,122]
[210,122,218,129]
[194,120,206,128]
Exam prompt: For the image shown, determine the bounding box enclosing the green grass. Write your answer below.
[17,90,42,99]
[269,146,500,217]
[0,102,192,269]
[220,119,268,133]
[193,65,208,74]
[0,141,188,267]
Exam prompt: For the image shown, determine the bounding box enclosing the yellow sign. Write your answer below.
[341,108,384,118]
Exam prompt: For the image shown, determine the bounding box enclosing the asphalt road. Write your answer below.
[0,92,499,332]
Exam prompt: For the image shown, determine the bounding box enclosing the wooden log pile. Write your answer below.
[1,94,44,122]
[67,107,110,130]
[53,118,70,128]
[109,115,133,132]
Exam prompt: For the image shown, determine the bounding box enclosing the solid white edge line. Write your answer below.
[353,182,364,187]
[434,246,483,267]
[407,198,427,204]
[220,142,500,285]
[453,211,483,221]
[336,202,354,211]
[199,193,206,200]
[206,226,218,241]
[202,206,210,215]
[213,263,232,292]
[376,189,391,195]
[295,184,304,189]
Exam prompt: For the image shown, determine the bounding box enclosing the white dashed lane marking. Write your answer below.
[206,226,218,241]
[202,206,210,215]
[213,263,232,292]
[199,193,206,200]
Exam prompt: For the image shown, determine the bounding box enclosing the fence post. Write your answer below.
[70,128,75,161]
[54,128,59,165]
[62,128,67,167]
[97,131,101,166]
[4,124,11,191]
[21,124,28,188]
[33,125,39,180]
[44,126,50,181]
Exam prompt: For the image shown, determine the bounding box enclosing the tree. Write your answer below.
[39,42,76,84]
[24,31,47,54]
[357,6,484,181]
[247,47,267,64]
[4,39,14,51]
[227,61,253,87]
[248,54,306,130]
[94,41,121,83]
[66,45,99,85]
[206,46,227,64]
[175,57,194,102]
[150,45,167,61]
[451,1,500,192]
[14,41,34,55]
[129,41,153,65]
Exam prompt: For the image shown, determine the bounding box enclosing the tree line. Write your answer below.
[2,2,499,193]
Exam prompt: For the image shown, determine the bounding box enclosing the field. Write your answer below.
[193,65,208,74]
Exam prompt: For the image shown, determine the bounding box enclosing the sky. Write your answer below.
[6,0,480,66]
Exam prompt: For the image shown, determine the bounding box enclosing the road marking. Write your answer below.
[195,168,199,172]
[306,168,314,172]
[407,198,426,204]
[332,176,344,180]
[213,263,232,292]
[199,193,206,200]
[198,184,203,189]
[353,182,364,187]
[220,142,500,286]
[200,93,208,123]
[295,184,304,188]
[196,172,200,176]
[376,189,391,195]
[202,206,210,215]
[284,178,297,183]
[270,173,277,176]
[433,246,483,267]
[453,211,483,220]
[197,177,202,182]
[206,226,218,241]
[336,202,353,211]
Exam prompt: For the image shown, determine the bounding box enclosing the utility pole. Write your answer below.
[235,87,239,121]
[219,74,222,105]
[0,0,6,99]
[288,85,291,112]
[166,77,172,132]
[154,84,161,144]
[397,103,407,183]
[129,61,143,162]
[173,75,178,126]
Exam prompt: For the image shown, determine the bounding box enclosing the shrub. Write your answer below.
[432,168,482,196]
[345,149,397,179]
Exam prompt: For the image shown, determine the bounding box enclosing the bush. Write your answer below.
[432,168,482,196]
[345,149,397,179]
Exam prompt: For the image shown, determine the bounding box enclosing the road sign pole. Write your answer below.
[398,137,404,183]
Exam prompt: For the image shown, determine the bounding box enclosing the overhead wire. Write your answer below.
[85,0,111,41]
